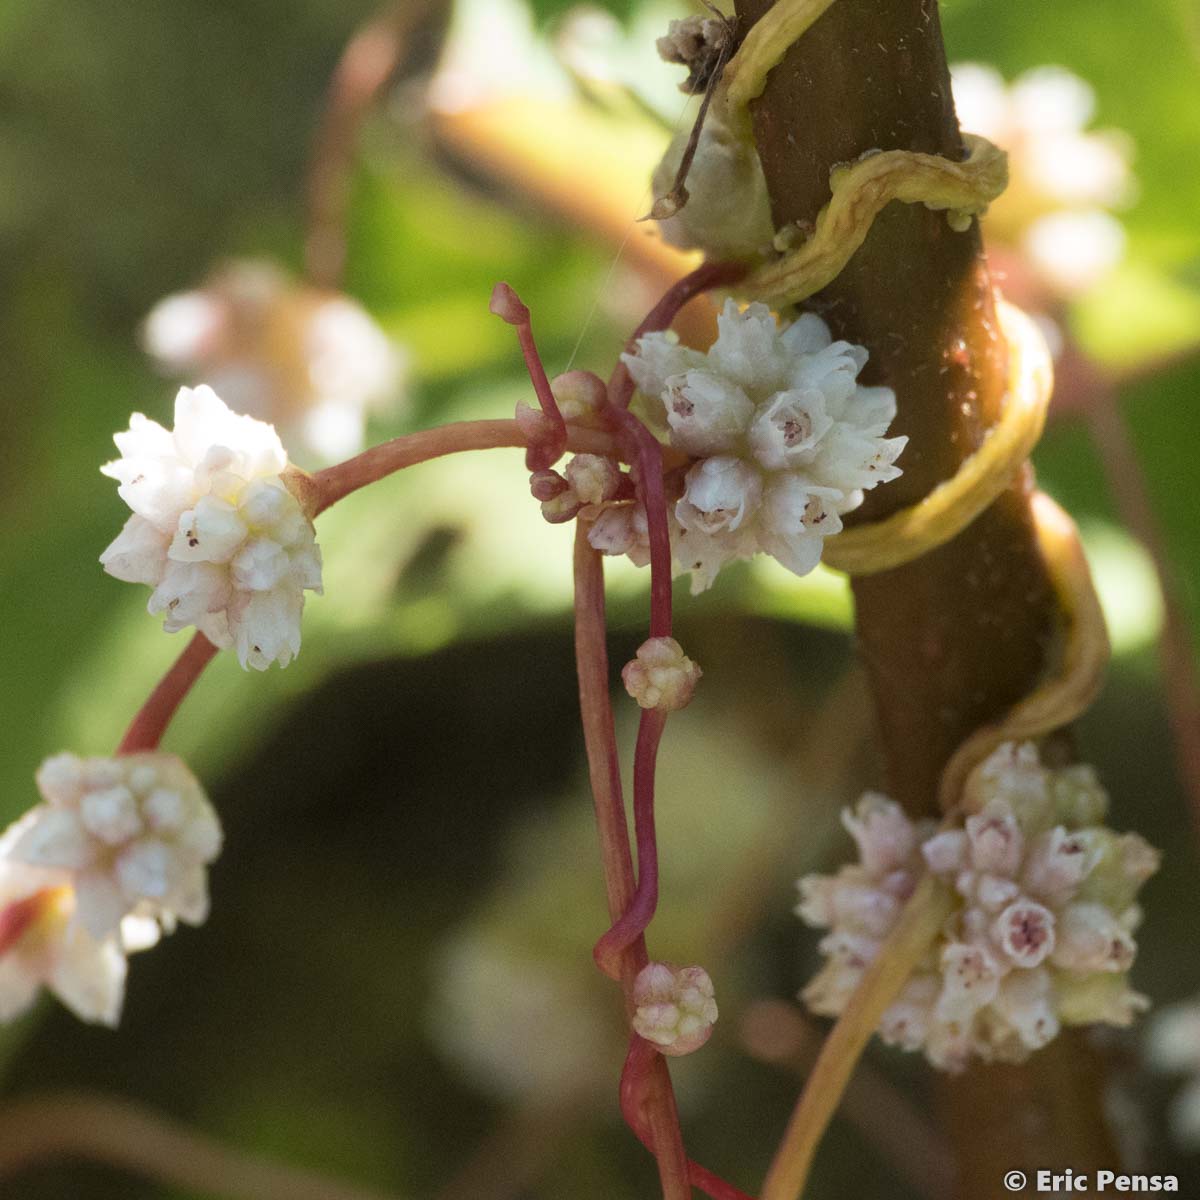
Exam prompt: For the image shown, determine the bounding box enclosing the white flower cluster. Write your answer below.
[951,64,1133,294]
[798,742,1159,1072]
[0,752,221,1026]
[613,299,905,593]
[101,385,323,670]
[632,961,718,1056]
[142,259,404,464]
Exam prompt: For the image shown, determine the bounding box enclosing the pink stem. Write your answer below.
[490,283,569,470]
[573,532,690,1199]
[593,707,668,980]
[305,0,429,290]
[116,633,219,755]
[612,409,674,639]
[608,260,748,411]
[573,529,641,973]
[309,419,617,516]
[621,1037,757,1200]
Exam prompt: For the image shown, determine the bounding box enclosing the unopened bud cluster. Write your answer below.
[530,453,623,524]
[798,742,1159,1071]
[622,638,702,712]
[632,960,718,1056]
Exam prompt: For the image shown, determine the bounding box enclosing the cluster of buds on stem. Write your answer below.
[798,742,1159,1071]
[623,638,702,712]
[633,961,718,1056]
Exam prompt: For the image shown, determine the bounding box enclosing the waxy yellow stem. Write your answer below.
[760,875,955,1200]
[824,300,1052,576]
[938,492,1111,809]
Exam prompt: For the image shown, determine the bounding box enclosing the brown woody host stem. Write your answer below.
[732,0,1117,1191]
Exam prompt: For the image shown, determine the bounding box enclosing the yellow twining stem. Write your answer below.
[759,875,956,1200]
[937,492,1111,811]
[740,135,1007,307]
[823,299,1052,576]
[721,0,838,112]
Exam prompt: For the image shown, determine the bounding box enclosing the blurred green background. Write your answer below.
[0,0,1198,1196]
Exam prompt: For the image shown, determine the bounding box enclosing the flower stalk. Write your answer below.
[116,632,220,754]
[308,419,619,515]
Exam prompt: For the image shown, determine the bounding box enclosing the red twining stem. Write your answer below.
[593,707,667,980]
[574,532,690,1198]
[116,633,220,755]
[490,282,569,470]
[612,408,674,640]
[621,1036,759,1200]
[608,259,748,411]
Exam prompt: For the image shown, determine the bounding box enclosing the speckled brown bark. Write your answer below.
[732,0,1116,1191]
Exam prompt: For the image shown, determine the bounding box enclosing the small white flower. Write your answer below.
[8,752,221,945]
[619,300,905,592]
[677,456,762,534]
[965,804,1025,875]
[0,858,129,1027]
[564,454,621,506]
[631,961,718,1056]
[586,501,651,567]
[798,742,1157,1070]
[937,942,1003,1021]
[841,794,919,877]
[101,385,322,669]
[664,371,755,457]
[1051,902,1136,973]
[142,260,404,464]
[991,900,1056,968]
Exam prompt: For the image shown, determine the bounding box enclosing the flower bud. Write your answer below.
[622,637,701,712]
[564,455,621,505]
[551,370,607,421]
[632,961,718,1056]
[489,282,530,325]
[529,469,569,502]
